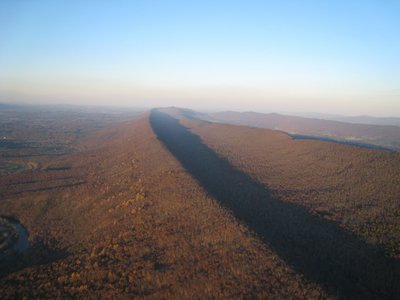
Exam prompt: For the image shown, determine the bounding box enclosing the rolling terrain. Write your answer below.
[0,107,399,298]
[0,109,326,298]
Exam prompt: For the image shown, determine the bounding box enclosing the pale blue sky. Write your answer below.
[0,0,399,116]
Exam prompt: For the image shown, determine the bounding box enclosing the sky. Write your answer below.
[0,0,399,116]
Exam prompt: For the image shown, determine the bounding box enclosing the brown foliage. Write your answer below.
[0,111,326,298]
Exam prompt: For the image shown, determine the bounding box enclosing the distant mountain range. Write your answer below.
[284,112,400,127]
[0,103,21,110]
[334,116,400,127]
[187,110,400,151]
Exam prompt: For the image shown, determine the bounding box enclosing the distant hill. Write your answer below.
[288,112,400,127]
[193,110,400,151]
[0,103,20,110]
[332,115,400,127]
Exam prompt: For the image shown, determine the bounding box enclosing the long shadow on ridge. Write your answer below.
[150,109,399,299]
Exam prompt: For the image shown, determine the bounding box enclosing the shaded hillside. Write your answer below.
[0,112,326,298]
[152,108,400,299]
[202,110,400,150]
[188,111,400,258]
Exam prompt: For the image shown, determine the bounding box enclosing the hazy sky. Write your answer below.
[1,1,399,116]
